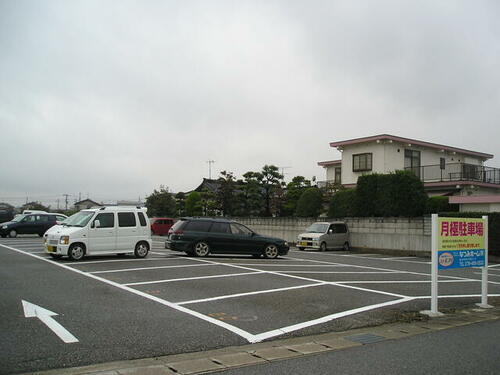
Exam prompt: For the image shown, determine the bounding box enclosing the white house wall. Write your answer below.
[325,166,335,181]
[340,143,386,185]
[337,141,485,185]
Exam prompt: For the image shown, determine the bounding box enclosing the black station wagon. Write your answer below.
[165,217,289,259]
[0,213,65,238]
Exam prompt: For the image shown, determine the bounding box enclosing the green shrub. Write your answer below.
[328,189,358,218]
[425,196,459,214]
[356,171,427,217]
[356,173,379,216]
[185,192,203,216]
[295,187,323,217]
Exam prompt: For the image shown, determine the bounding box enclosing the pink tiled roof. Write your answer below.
[449,195,500,204]
[317,159,342,167]
[329,134,493,160]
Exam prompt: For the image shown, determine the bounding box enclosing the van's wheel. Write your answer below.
[263,244,279,259]
[193,241,210,257]
[320,242,327,252]
[50,254,62,260]
[298,247,305,251]
[135,242,149,258]
[68,243,85,261]
[9,230,17,238]
[343,242,350,251]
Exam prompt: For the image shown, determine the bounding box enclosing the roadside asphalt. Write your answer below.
[27,303,500,375]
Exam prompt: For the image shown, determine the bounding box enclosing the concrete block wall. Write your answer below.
[234,216,432,254]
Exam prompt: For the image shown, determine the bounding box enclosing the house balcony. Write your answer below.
[405,163,500,185]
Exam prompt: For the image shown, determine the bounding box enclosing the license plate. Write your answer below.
[47,245,55,252]
[299,241,309,246]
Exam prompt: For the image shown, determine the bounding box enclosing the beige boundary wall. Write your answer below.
[233,216,432,255]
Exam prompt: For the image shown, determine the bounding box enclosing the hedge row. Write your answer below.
[329,170,432,218]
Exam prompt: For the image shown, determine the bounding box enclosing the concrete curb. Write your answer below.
[28,305,500,375]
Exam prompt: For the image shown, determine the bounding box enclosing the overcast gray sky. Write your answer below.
[1,0,499,207]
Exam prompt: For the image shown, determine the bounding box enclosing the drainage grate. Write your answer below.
[344,333,387,345]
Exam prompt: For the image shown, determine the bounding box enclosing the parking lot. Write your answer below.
[1,235,500,373]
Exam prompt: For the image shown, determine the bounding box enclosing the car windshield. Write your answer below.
[62,211,95,227]
[11,214,27,222]
[306,223,329,233]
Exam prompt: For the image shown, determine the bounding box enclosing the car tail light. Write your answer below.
[173,230,184,235]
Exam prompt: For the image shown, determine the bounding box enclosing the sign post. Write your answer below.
[422,214,491,317]
[477,215,493,309]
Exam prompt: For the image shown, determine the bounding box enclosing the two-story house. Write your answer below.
[318,134,500,197]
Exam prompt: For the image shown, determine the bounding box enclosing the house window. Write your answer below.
[334,167,342,184]
[404,149,421,178]
[352,153,372,172]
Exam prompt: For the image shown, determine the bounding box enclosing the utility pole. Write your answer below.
[278,166,291,178]
[206,160,216,179]
[78,192,81,202]
[63,194,70,210]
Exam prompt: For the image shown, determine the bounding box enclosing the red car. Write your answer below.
[150,217,175,236]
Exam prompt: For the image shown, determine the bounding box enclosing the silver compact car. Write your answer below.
[297,221,350,251]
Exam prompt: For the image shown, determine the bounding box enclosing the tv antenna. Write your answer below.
[206,160,216,179]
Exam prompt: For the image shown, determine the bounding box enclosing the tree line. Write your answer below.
[146,165,324,218]
[147,168,460,219]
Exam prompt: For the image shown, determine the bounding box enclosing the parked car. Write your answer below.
[150,217,175,235]
[44,206,151,261]
[0,213,63,238]
[52,213,68,224]
[165,217,289,259]
[22,210,48,215]
[297,221,350,251]
[0,204,14,223]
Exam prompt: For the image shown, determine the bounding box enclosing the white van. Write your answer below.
[297,221,350,251]
[44,206,152,260]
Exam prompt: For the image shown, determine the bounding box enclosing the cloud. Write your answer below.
[1,0,499,207]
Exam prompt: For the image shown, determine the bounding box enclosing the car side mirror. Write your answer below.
[93,220,101,228]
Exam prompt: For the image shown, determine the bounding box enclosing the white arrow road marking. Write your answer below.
[22,300,79,344]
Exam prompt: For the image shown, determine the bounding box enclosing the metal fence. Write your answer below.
[405,163,500,184]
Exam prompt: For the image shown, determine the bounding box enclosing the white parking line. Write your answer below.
[69,257,178,265]
[0,243,257,343]
[231,264,354,267]
[251,297,413,342]
[412,294,500,299]
[124,271,266,286]
[177,283,327,305]
[474,272,500,277]
[279,271,402,274]
[337,280,479,284]
[178,256,408,299]
[89,263,216,274]
[285,256,474,281]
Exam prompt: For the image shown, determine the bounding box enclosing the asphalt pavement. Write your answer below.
[211,319,500,375]
[1,235,499,374]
